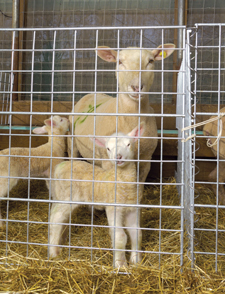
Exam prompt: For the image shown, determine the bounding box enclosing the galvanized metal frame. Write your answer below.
[0,26,185,268]
[188,23,225,271]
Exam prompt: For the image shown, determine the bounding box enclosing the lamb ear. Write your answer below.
[128,122,145,142]
[152,43,175,60]
[97,46,117,62]
[90,136,106,148]
[33,126,48,134]
[44,117,56,127]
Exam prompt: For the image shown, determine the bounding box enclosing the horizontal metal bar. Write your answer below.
[0,218,182,233]
[0,25,186,31]
[194,204,225,209]
[0,239,182,256]
[0,197,183,209]
[0,91,185,95]
[0,126,204,136]
[0,68,183,73]
[0,111,186,117]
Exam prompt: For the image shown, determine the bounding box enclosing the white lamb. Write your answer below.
[0,115,69,227]
[49,122,145,268]
[68,44,175,192]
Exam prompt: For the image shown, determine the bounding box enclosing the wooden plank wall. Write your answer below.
[0,101,220,181]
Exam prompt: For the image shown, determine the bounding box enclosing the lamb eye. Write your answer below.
[148,59,154,65]
[127,143,130,147]
[107,147,110,151]
[119,59,123,65]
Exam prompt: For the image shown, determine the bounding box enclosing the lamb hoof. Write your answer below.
[49,247,61,258]
[130,252,142,265]
[115,259,128,270]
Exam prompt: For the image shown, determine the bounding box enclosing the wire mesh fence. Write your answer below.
[0,26,186,269]
[1,23,225,271]
[186,23,225,271]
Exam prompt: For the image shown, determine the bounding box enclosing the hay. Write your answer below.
[1,178,225,293]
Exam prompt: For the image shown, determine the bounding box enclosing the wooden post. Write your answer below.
[18,0,25,101]
[12,0,20,101]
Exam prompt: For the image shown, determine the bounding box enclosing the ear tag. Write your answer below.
[159,51,167,58]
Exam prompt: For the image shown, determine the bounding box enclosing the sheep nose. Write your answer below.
[117,154,122,160]
[131,85,143,92]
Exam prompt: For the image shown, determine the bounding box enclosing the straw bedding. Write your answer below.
[0,178,225,293]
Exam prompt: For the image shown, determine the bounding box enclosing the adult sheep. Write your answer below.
[68,44,175,186]
[203,107,225,204]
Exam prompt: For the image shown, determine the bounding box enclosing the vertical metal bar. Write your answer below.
[6,74,11,124]
[68,29,77,259]
[136,28,143,264]
[5,30,16,257]
[91,29,99,263]
[158,28,165,267]
[190,24,199,269]
[180,28,186,268]
[47,30,57,258]
[26,30,36,256]
[177,0,185,63]
[112,29,120,268]
[215,24,222,272]
[1,73,6,125]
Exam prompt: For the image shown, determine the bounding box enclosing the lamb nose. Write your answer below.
[131,85,139,92]
[117,155,122,160]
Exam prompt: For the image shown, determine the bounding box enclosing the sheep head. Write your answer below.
[97,44,175,101]
[91,122,145,167]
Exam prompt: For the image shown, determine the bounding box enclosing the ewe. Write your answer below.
[203,107,225,204]
[68,44,175,190]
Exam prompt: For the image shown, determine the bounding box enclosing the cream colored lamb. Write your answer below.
[203,107,225,204]
[68,44,175,192]
[0,115,69,227]
[49,122,145,268]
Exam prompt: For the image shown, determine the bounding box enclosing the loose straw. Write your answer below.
[181,112,225,147]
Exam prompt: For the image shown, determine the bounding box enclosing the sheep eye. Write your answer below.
[107,147,110,151]
[127,143,130,147]
[148,59,154,64]
[119,59,123,65]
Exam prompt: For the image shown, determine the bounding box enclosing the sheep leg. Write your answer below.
[0,178,17,228]
[125,208,142,264]
[49,202,78,258]
[105,206,127,268]
[208,162,225,204]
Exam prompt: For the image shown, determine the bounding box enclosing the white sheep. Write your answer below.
[0,115,69,227]
[49,122,145,268]
[203,107,225,203]
[68,44,175,190]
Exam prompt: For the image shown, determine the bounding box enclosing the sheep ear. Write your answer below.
[152,43,175,61]
[90,136,106,148]
[44,118,56,127]
[97,46,117,62]
[128,122,145,142]
[33,126,48,134]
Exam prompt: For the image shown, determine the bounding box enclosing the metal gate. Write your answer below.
[2,24,220,270]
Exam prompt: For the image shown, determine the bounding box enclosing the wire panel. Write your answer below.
[189,23,225,271]
[0,26,185,269]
